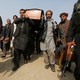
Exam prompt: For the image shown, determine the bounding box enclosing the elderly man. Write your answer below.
[1,19,11,58]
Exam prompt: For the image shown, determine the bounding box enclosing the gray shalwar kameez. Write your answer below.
[40,19,56,65]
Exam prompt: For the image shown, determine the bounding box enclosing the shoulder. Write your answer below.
[50,19,57,25]
[10,23,14,29]
[66,20,70,22]
[50,19,54,23]
[66,20,70,24]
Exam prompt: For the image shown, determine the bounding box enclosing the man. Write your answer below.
[10,15,18,57]
[40,10,56,72]
[12,9,32,71]
[57,13,72,72]
[66,0,80,80]
[1,19,11,58]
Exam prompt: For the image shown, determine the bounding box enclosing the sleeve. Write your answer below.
[66,17,75,42]
[2,26,6,37]
[26,18,34,26]
[6,27,11,38]
[14,18,22,24]
[57,28,61,39]
[9,24,13,39]
[13,25,20,38]
[0,26,4,38]
[66,3,77,43]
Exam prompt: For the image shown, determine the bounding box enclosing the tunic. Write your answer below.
[40,19,55,51]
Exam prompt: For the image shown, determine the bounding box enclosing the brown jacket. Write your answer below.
[58,20,70,46]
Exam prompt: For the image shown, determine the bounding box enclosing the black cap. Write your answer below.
[60,12,68,18]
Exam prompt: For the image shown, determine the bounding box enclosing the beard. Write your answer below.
[46,16,51,19]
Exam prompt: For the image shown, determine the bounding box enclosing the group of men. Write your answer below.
[0,0,80,80]
[0,9,34,71]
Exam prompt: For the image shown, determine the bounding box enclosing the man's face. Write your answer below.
[46,11,52,19]
[60,15,67,22]
[7,19,11,24]
[13,16,17,21]
[20,10,25,18]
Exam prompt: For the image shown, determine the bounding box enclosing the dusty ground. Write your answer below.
[0,50,75,80]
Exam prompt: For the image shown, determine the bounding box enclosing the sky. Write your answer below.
[0,0,77,25]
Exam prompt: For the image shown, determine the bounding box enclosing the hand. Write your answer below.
[24,13,29,18]
[72,41,76,46]
[0,37,4,41]
[57,38,61,42]
[4,37,9,41]
[67,41,76,56]
[67,41,76,47]
[67,42,72,56]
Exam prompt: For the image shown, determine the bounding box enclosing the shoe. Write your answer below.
[28,57,31,60]
[12,65,19,71]
[1,55,6,58]
[50,64,55,72]
[28,58,31,60]
[45,65,49,69]
[24,60,28,64]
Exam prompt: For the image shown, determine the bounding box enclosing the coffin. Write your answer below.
[25,9,44,20]
[25,9,44,31]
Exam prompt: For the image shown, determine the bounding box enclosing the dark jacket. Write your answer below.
[13,18,31,50]
[3,24,11,38]
[10,23,17,40]
[66,1,80,42]
[0,26,4,38]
